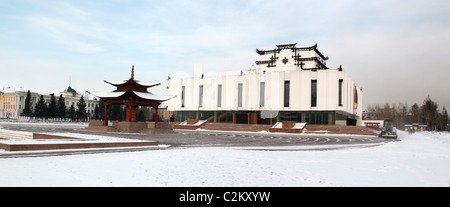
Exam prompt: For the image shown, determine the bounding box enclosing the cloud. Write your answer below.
[25,15,104,54]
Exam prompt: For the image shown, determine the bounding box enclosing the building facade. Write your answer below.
[0,86,99,120]
[167,43,363,125]
[0,91,40,119]
[61,86,99,116]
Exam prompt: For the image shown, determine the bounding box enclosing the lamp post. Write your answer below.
[0,87,11,119]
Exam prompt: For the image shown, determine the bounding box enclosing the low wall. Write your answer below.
[89,120,104,127]
[113,121,148,133]
[85,120,173,134]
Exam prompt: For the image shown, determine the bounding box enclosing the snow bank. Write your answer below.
[0,131,448,187]
[271,122,307,129]
[0,132,146,145]
[0,120,88,127]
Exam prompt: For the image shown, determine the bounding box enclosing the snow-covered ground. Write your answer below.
[0,129,148,144]
[0,130,449,187]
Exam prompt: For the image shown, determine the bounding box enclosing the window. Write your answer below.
[181,86,185,108]
[284,80,290,107]
[217,84,222,107]
[311,80,317,107]
[237,83,243,107]
[199,85,203,108]
[260,82,265,107]
[338,79,343,106]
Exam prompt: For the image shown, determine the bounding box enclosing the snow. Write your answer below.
[0,132,146,145]
[0,128,33,138]
[87,90,175,101]
[0,120,88,127]
[179,120,208,126]
[0,130,449,187]
[86,91,126,98]
[272,122,307,129]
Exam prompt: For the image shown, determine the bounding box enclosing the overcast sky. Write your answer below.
[0,0,449,110]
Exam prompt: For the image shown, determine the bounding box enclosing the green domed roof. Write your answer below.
[63,86,78,96]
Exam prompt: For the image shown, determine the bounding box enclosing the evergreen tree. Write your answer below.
[442,106,448,127]
[47,93,57,118]
[68,104,76,121]
[437,106,448,131]
[34,95,47,118]
[409,103,420,124]
[76,95,87,121]
[110,104,122,121]
[22,90,32,116]
[56,94,66,119]
[98,99,105,120]
[420,96,438,131]
[106,104,111,120]
[94,104,100,119]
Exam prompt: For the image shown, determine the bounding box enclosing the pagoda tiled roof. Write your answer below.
[104,80,161,88]
[86,90,175,102]
[87,65,175,105]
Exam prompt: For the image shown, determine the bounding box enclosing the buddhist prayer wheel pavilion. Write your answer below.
[87,65,175,127]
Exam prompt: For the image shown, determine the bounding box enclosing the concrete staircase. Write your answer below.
[0,129,33,140]
[200,122,272,132]
[172,119,378,136]
[304,125,379,136]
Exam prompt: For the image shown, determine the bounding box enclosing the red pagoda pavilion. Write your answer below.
[87,65,175,128]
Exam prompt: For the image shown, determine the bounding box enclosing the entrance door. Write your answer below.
[235,113,249,124]
[346,118,357,126]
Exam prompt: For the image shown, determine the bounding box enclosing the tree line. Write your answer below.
[19,90,154,122]
[21,90,91,121]
[366,96,449,131]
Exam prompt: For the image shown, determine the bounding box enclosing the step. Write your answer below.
[0,130,33,140]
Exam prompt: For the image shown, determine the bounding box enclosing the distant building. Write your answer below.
[61,86,78,97]
[0,86,99,119]
[0,91,41,119]
[168,43,363,125]
[404,123,427,132]
[60,85,99,116]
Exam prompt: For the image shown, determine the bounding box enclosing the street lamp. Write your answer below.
[0,87,11,119]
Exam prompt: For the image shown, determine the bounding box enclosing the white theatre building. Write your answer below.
[167,43,362,126]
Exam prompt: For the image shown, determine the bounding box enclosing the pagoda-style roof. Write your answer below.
[87,65,175,106]
[88,65,174,126]
[87,90,174,103]
[104,80,161,88]
[104,79,161,92]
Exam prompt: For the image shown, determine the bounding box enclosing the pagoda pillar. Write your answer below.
[154,107,158,128]
[104,103,108,126]
[128,105,132,122]
[126,105,137,122]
